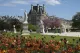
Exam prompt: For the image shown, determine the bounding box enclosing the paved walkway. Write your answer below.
[42,32,80,37]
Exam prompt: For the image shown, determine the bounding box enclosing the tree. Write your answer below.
[0,16,23,31]
[54,18,61,28]
[72,12,80,29]
[28,24,38,31]
[43,19,50,27]
[43,19,51,32]
[54,18,61,33]
[43,18,61,33]
[0,20,5,30]
[49,21,55,30]
[9,18,23,31]
[43,18,61,29]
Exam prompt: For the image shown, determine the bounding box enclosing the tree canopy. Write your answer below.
[43,18,61,29]
[72,12,80,29]
[0,16,22,31]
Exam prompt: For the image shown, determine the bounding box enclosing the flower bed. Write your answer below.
[0,35,80,53]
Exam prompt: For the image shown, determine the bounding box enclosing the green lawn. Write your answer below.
[4,32,80,45]
[24,33,80,45]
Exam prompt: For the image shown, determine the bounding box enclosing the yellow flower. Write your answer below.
[3,50,7,53]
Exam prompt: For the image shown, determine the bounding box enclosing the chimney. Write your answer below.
[37,4,39,12]
[43,4,45,13]
[31,4,33,11]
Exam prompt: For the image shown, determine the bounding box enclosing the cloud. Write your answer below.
[45,0,61,5]
[0,0,61,6]
[0,3,16,6]
[11,0,28,4]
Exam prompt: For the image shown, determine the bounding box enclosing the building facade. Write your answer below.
[28,4,48,25]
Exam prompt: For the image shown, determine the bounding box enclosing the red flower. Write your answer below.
[5,43,9,47]
[61,50,67,53]
[52,51,55,53]
[67,47,73,53]
[26,41,31,47]
[8,49,16,53]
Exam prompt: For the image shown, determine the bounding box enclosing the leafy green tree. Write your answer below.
[72,12,80,29]
[0,16,23,31]
[28,24,38,31]
[9,18,23,31]
[0,20,4,30]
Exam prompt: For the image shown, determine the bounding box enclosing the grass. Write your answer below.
[24,33,80,45]
[3,32,80,45]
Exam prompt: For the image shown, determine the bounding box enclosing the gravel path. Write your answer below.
[41,32,80,37]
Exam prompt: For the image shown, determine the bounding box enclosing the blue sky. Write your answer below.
[0,0,80,20]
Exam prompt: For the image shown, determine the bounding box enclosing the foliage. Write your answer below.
[0,20,5,30]
[0,16,23,31]
[72,12,80,29]
[43,19,50,27]
[9,18,23,31]
[43,18,61,29]
[28,24,39,31]
[54,18,61,28]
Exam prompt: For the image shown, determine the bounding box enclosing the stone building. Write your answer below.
[28,4,72,33]
[28,4,48,25]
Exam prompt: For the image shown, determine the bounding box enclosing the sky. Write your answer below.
[0,0,80,20]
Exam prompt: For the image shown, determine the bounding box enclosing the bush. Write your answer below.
[28,24,39,31]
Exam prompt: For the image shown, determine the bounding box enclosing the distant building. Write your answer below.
[28,4,48,25]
